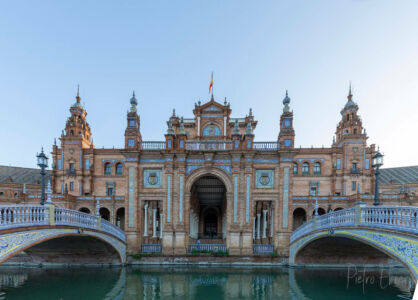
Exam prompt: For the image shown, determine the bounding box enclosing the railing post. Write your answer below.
[355,202,366,226]
[97,216,101,230]
[46,204,55,225]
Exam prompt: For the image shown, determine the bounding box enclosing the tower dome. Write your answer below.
[283,90,291,105]
[130,91,138,106]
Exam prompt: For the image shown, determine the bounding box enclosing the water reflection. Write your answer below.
[0,266,413,300]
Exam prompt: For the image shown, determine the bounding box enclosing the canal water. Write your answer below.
[0,266,413,299]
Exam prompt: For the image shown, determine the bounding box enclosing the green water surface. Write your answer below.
[0,266,413,300]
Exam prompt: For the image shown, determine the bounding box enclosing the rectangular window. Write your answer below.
[284,119,291,127]
[58,159,62,170]
[128,139,135,147]
[69,163,74,171]
[167,139,172,149]
[352,181,356,191]
[310,186,317,196]
[128,120,135,127]
[364,159,369,170]
[107,187,114,196]
[293,163,298,175]
[234,140,239,149]
[336,159,341,170]
[69,182,74,191]
[179,140,184,149]
[85,159,90,170]
[352,162,357,169]
[284,139,291,147]
[247,140,252,149]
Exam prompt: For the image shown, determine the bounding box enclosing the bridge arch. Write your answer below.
[0,228,126,264]
[290,228,418,282]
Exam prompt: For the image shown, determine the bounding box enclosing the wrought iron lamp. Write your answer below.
[36,147,48,205]
[372,149,384,206]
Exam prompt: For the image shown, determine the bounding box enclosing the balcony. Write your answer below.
[186,141,232,151]
[139,141,166,151]
[253,142,279,151]
[66,169,76,175]
[351,168,361,174]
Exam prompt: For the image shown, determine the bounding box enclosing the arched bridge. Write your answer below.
[289,203,418,282]
[0,204,126,264]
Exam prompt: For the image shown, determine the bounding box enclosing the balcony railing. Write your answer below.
[189,244,227,252]
[66,169,76,175]
[186,141,232,151]
[253,244,274,254]
[253,142,280,151]
[351,168,361,174]
[139,141,166,150]
[141,244,162,253]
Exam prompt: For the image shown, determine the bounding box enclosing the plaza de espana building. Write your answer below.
[1,87,417,255]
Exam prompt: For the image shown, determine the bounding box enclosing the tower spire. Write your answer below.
[348,82,353,101]
[76,84,81,103]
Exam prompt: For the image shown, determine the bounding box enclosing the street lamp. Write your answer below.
[36,147,48,205]
[372,149,384,206]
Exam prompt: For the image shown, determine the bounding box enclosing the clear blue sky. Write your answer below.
[1,0,417,169]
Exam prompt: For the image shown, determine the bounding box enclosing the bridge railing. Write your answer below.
[0,205,126,243]
[253,142,280,151]
[100,218,126,242]
[54,207,98,230]
[0,205,48,229]
[291,205,418,243]
[362,206,418,232]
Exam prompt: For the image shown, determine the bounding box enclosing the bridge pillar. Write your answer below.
[45,204,55,225]
[355,202,366,226]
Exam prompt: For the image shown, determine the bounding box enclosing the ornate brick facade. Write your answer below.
[1,87,417,255]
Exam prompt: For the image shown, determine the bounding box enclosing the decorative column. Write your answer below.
[270,208,274,238]
[144,203,148,237]
[253,217,256,239]
[262,210,267,238]
[256,213,261,239]
[152,209,157,238]
[160,213,163,238]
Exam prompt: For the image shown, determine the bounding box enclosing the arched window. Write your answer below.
[104,163,112,175]
[314,162,321,175]
[302,163,309,175]
[116,163,123,175]
[293,163,298,175]
[353,128,357,134]
[202,124,221,136]
[346,114,349,121]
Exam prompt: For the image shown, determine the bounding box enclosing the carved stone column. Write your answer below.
[262,209,267,238]
[256,213,261,239]
[144,203,148,237]
[152,208,157,238]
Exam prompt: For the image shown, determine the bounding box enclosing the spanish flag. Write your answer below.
[209,72,213,94]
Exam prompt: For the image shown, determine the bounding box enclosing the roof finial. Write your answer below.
[283,90,291,112]
[76,84,81,103]
[348,81,353,100]
[130,91,138,112]
[172,108,176,117]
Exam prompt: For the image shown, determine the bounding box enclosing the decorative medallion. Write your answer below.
[255,169,274,188]
[353,147,358,153]
[144,169,162,188]
[69,148,74,154]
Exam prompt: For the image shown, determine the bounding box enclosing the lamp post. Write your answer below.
[36,147,48,205]
[372,149,384,206]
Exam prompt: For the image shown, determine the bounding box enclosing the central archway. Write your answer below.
[191,176,226,240]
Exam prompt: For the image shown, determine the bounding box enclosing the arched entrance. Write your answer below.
[190,175,226,240]
[293,208,307,230]
[116,208,125,230]
[79,207,90,214]
[100,207,110,221]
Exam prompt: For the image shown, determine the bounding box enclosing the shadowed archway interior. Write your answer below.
[190,176,226,240]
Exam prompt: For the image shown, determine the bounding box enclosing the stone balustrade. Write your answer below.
[291,205,418,243]
[0,204,126,243]
[0,205,48,229]
[186,141,233,151]
[139,141,166,150]
[253,142,280,151]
